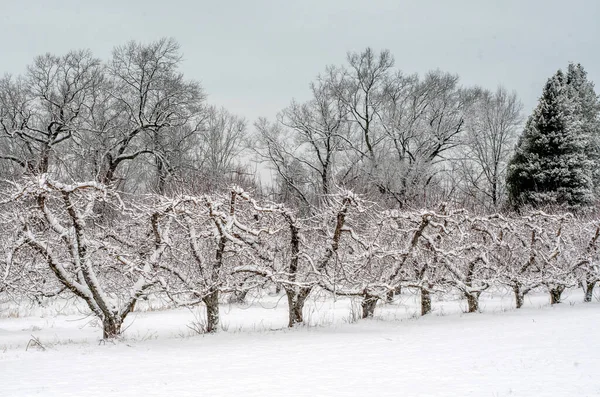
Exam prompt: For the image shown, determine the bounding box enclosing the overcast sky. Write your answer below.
[1,0,599,123]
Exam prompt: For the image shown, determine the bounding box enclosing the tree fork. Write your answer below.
[286,288,309,327]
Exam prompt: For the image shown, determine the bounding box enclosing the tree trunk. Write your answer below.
[385,290,394,303]
[203,290,220,333]
[37,143,50,174]
[466,293,479,313]
[584,281,595,303]
[491,176,498,209]
[549,285,565,304]
[156,157,167,194]
[513,286,525,309]
[361,294,378,318]
[102,316,123,339]
[286,288,309,327]
[421,288,432,316]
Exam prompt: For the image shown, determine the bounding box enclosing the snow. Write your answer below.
[1,290,600,396]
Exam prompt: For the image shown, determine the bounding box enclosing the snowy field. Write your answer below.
[1,289,599,396]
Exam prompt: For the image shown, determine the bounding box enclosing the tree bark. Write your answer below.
[102,316,123,339]
[286,288,309,327]
[361,294,378,318]
[549,285,565,304]
[385,290,394,303]
[421,288,432,316]
[466,292,479,313]
[513,285,525,309]
[37,143,50,174]
[156,156,167,194]
[584,281,595,303]
[203,290,220,333]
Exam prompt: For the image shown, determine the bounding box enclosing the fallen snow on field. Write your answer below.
[1,291,600,396]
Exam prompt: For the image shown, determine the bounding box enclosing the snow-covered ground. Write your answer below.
[1,289,599,396]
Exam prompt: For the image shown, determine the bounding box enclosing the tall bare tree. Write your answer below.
[457,87,522,209]
[376,71,474,207]
[0,50,103,176]
[329,48,393,164]
[184,105,248,192]
[94,38,205,192]
[254,77,349,210]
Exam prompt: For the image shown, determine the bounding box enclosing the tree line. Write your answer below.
[1,38,599,339]
[1,176,599,338]
[1,39,598,211]
[0,38,250,195]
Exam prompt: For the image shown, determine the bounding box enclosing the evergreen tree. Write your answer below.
[506,70,594,210]
[565,63,600,189]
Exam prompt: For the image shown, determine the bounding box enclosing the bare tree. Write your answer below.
[232,190,357,327]
[397,209,454,315]
[95,38,205,192]
[522,212,585,304]
[151,190,255,333]
[278,79,348,197]
[378,71,476,208]
[185,105,248,192]
[561,217,599,303]
[254,118,313,210]
[456,87,522,209]
[329,48,393,163]
[4,176,166,338]
[579,222,600,302]
[0,50,103,176]
[254,78,348,210]
[493,216,542,308]
[316,206,433,318]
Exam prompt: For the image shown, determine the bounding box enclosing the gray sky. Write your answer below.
[2,0,599,122]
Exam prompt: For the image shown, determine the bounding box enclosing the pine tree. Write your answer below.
[506,70,594,210]
[566,63,600,189]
